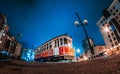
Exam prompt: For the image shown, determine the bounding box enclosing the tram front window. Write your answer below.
[64,38,67,45]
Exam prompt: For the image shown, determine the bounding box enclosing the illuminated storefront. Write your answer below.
[21,49,34,61]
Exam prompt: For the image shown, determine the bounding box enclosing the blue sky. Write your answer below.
[0,0,113,56]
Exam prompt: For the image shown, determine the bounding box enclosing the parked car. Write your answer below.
[0,50,9,60]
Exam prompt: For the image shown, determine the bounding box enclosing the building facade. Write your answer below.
[0,14,22,59]
[35,34,74,62]
[96,0,120,54]
[0,14,9,50]
[94,45,106,56]
[14,43,22,59]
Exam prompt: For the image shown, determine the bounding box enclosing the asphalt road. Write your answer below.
[0,54,120,74]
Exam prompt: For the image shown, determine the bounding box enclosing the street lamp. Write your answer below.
[104,27,109,32]
[74,12,94,58]
[76,48,80,53]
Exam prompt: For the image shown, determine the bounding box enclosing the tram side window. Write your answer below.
[64,38,67,44]
[39,49,41,53]
[43,46,45,51]
[40,47,42,52]
[60,38,63,46]
[57,39,59,47]
[41,47,43,52]
[55,40,56,47]
[45,46,47,50]
[50,45,52,49]
[68,39,71,43]
[50,42,52,49]
[47,44,48,50]
[44,45,46,51]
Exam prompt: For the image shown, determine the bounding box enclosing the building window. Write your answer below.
[113,6,115,9]
[107,32,109,34]
[107,24,110,27]
[115,42,118,45]
[103,18,105,21]
[116,16,119,19]
[108,35,111,38]
[117,47,119,50]
[113,37,116,40]
[111,44,114,47]
[111,32,114,36]
[110,39,112,42]
[113,13,115,15]
[116,9,118,12]
[110,10,113,12]
[102,24,105,26]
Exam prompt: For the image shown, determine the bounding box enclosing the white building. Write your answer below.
[96,0,120,53]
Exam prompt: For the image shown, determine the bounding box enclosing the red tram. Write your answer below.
[35,34,74,62]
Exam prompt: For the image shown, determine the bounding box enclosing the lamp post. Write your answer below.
[74,12,94,58]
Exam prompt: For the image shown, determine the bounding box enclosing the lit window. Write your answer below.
[104,27,109,32]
